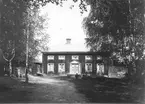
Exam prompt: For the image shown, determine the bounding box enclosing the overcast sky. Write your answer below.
[39,1,90,51]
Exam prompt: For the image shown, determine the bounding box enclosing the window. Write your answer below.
[85,55,92,60]
[58,55,65,60]
[47,63,54,73]
[58,63,65,73]
[85,63,92,72]
[96,56,102,60]
[47,55,54,60]
[96,63,104,76]
[72,55,79,60]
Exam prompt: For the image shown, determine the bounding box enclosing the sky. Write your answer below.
[39,1,90,52]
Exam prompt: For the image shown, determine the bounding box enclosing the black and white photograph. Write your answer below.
[0,0,145,103]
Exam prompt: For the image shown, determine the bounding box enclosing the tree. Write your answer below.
[83,0,145,83]
[1,0,28,75]
[22,3,49,82]
[0,0,49,79]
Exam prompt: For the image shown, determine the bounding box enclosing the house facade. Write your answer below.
[42,51,111,76]
[41,38,111,76]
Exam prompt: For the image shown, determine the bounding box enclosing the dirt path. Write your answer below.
[0,75,88,103]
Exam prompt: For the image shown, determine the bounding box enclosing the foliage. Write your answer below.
[1,0,49,68]
[1,0,27,68]
[82,0,145,83]
[23,5,49,65]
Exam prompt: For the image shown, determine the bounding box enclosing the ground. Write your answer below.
[0,75,144,103]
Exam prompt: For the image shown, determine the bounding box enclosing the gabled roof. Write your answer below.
[48,42,89,52]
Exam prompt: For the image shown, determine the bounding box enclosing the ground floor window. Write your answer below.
[58,63,65,73]
[37,65,41,73]
[96,63,104,76]
[47,63,54,73]
[85,63,92,73]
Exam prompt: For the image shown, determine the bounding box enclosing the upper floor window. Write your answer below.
[85,55,92,60]
[58,55,65,60]
[47,55,54,60]
[72,55,79,60]
[97,56,102,60]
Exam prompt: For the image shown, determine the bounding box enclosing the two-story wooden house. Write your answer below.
[42,51,110,76]
[42,38,111,76]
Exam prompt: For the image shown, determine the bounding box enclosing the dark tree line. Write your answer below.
[0,0,49,78]
[83,0,145,84]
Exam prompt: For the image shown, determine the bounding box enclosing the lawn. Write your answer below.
[0,75,144,103]
[53,75,145,103]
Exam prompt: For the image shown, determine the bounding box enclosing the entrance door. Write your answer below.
[70,61,81,74]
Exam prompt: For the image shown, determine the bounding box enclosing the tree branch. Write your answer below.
[3,49,15,62]
[3,55,8,61]
[9,49,15,61]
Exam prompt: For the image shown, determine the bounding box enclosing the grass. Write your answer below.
[53,75,145,103]
[0,75,144,103]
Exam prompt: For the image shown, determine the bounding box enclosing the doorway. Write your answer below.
[69,61,81,74]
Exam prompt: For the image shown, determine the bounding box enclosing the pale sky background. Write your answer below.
[39,1,90,52]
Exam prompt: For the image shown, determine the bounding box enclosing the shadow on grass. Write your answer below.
[53,76,144,103]
[0,77,39,103]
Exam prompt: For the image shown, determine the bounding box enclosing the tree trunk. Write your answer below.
[25,67,28,83]
[9,61,12,76]
[3,49,15,76]
[25,18,29,83]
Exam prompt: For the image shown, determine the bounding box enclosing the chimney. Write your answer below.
[66,38,71,44]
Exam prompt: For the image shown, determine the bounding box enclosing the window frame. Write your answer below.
[72,55,79,60]
[96,55,102,60]
[85,63,92,72]
[47,55,54,60]
[85,55,92,60]
[58,55,65,60]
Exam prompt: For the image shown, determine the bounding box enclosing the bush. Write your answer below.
[47,71,54,75]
